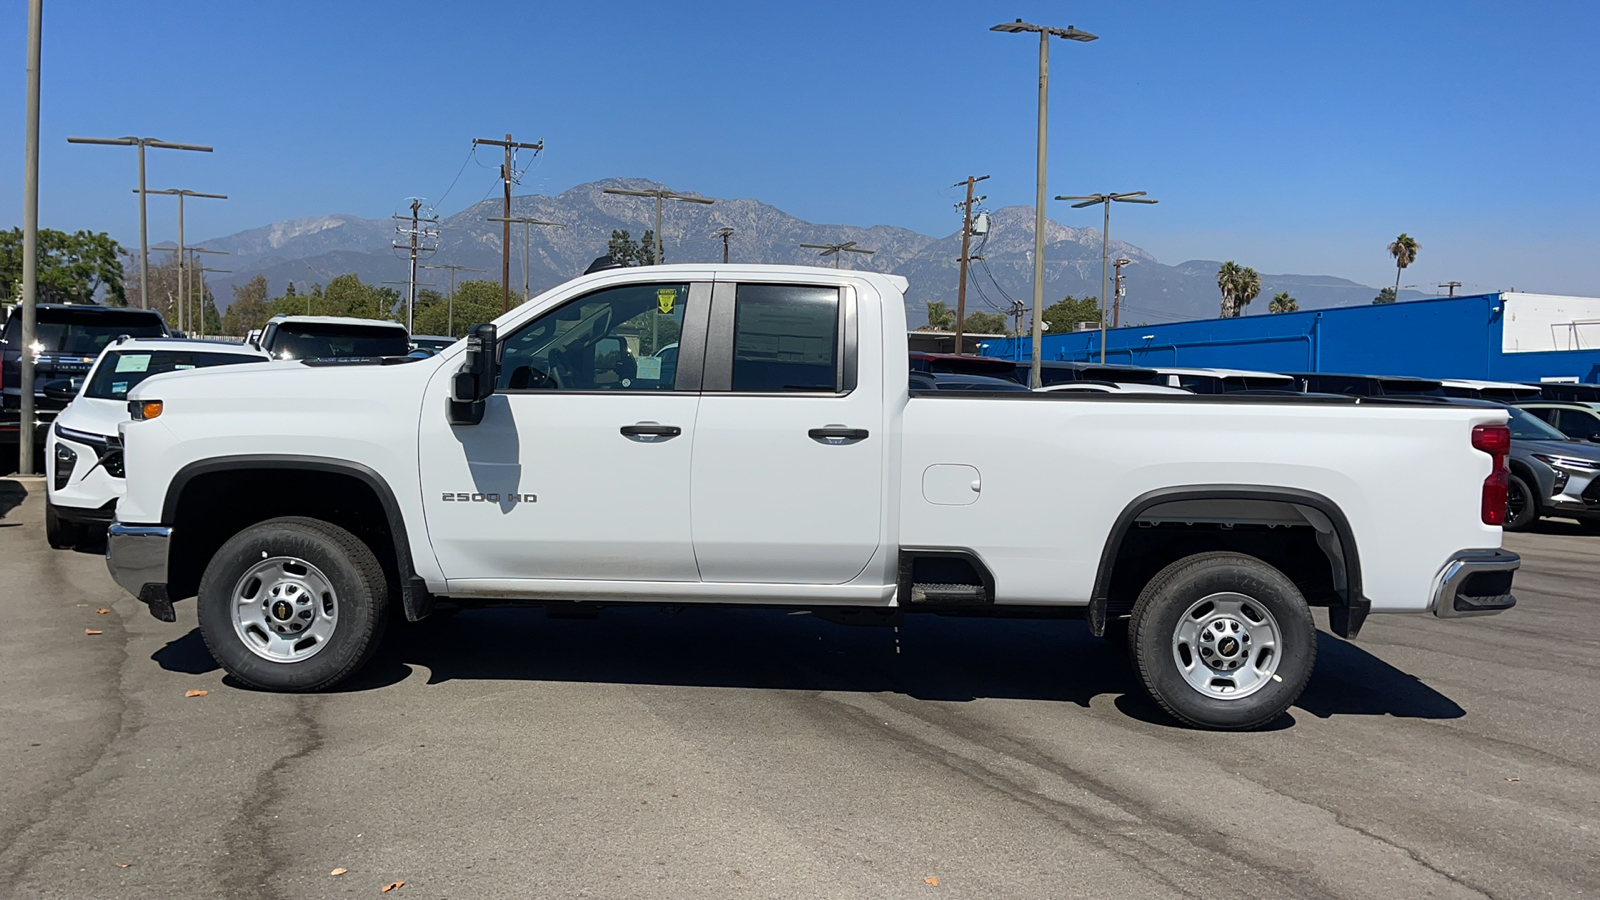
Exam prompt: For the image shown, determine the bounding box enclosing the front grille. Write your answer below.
[101,449,124,479]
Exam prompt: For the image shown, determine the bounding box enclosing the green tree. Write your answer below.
[1388,233,1419,303]
[1373,286,1397,305]
[412,280,504,338]
[222,274,273,335]
[1267,291,1298,314]
[1217,261,1261,318]
[284,281,297,298]
[961,311,1008,334]
[1042,295,1101,334]
[607,229,658,267]
[0,228,126,305]
[924,300,955,330]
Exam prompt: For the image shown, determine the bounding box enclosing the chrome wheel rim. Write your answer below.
[1171,592,1282,700]
[230,556,339,663]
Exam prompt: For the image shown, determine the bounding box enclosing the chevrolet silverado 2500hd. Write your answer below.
[104,265,1519,729]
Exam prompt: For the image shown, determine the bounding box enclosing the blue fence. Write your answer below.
[980,293,1600,383]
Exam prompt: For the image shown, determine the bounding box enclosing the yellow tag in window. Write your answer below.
[657,288,676,315]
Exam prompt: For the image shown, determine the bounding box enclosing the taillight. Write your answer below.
[1473,423,1511,526]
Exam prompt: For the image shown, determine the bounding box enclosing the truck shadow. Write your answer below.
[0,478,28,521]
[328,607,1461,726]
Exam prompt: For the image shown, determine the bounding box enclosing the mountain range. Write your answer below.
[178,178,1422,326]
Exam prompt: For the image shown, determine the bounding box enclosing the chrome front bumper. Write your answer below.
[106,521,177,621]
[1432,549,1519,618]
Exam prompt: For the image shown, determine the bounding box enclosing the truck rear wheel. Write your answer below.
[1128,552,1316,730]
[197,517,389,692]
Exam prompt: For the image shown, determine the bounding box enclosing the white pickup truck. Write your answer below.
[105,265,1519,729]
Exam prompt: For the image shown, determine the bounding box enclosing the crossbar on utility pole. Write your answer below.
[602,187,715,266]
[952,175,990,354]
[392,199,439,332]
[67,136,212,309]
[472,134,544,313]
[487,216,564,305]
[712,227,735,264]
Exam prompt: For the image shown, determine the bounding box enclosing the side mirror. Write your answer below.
[42,379,78,401]
[448,323,498,426]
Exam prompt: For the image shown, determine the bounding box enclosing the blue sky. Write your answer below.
[3,0,1597,295]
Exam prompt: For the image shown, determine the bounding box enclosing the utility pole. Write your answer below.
[602,187,716,267]
[799,241,875,269]
[392,199,439,332]
[136,188,225,331]
[421,264,485,336]
[1112,257,1131,328]
[952,174,990,355]
[712,226,734,264]
[187,247,227,337]
[487,216,565,304]
[67,136,212,309]
[18,0,42,474]
[992,19,1097,387]
[472,134,544,313]
[1439,281,1462,297]
[305,264,314,314]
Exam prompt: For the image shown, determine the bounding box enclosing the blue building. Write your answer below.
[980,292,1600,384]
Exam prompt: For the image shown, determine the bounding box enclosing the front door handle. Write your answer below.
[808,426,869,443]
[620,422,682,440]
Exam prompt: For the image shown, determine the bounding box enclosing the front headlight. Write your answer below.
[53,442,77,491]
[1533,453,1600,472]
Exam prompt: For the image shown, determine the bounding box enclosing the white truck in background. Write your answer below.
[104,265,1518,729]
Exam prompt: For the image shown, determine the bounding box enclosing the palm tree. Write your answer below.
[1217,261,1262,317]
[1268,291,1298,314]
[1388,233,1419,304]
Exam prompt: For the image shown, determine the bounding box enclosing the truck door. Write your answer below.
[418,280,710,582]
[690,280,885,584]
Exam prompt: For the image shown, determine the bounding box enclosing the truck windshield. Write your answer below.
[2,309,166,355]
[271,324,409,360]
[84,349,261,400]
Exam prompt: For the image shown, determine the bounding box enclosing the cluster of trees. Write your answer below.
[608,229,659,267]
[1217,262,1261,317]
[0,228,126,306]
[923,295,1104,336]
[221,273,402,335]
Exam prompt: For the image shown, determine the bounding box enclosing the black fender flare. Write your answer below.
[1090,484,1368,639]
[163,454,432,621]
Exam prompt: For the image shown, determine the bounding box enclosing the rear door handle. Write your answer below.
[808,426,869,443]
[620,423,681,440]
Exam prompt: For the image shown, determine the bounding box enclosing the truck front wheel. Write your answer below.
[197,517,389,692]
[1128,552,1316,730]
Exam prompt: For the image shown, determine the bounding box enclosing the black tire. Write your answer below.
[197,516,389,692]
[45,503,85,550]
[1128,552,1316,730]
[1504,474,1538,532]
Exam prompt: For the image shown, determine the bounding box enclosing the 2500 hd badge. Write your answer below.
[441,492,537,503]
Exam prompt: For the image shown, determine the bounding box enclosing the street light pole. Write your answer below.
[992,19,1096,387]
[1056,191,1157,362]
[67,136,212,308]
[136,188,225,332]
[18,0,42,475]
[187,248,227,337]
[799,241,876,269]
[602,187,715,265]
[487,216,564,303]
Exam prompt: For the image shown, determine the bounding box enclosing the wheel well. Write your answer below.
[166,467,402,607]
[1099,497,1352,626]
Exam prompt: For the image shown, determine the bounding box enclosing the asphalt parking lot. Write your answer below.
[1,477,1597,900]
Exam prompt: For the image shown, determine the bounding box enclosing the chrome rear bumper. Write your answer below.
[1432,549,1519,618]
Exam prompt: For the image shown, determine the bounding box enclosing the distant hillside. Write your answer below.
[189,177,1423,324]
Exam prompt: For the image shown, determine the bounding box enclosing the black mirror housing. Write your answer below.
[447,323,498,426]
[42,379,78,401]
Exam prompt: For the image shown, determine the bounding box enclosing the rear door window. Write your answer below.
[729,285,839,393]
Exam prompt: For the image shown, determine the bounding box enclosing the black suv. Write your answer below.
[1,304,168,447]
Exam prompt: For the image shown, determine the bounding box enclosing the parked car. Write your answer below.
[1517,401,1600,443]
[910,372,1032,392]
[1287,372,1445,398]
[1498,404,1600,531]
[1035,382,1193,395]
[105,265,1518,729]
[44,337,269,549]
[409,334,457,356]
[908,352,1018,379]
[2,303,168,449]
[252,315,410,360]
[1525,382,1600,406]
[1439,379,1543,402]
[1013,360,1171,388]
[1154,367,1298,394]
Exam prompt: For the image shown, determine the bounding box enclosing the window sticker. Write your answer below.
[657,288,677,315]
[636,357,662,381]
[174,364,195,370]
[114,354,151,373]
[111,381,129,396]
